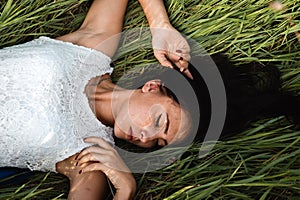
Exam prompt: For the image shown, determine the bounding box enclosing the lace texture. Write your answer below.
[0,37,114,172]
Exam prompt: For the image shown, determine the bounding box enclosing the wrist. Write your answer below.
[114,185,136,200]
[149,20,171,28]
[115,189,136,200]
[150,21,174,36]
[138,0,171,29]
[112,172,136,200]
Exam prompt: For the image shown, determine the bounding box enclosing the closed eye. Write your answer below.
[155,113,162,127]
[162,114,169,146]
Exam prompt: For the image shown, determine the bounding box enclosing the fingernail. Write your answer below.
[181,68,187,72]
[176,50,182,53]
[179,57,183,61]
[79,170,82,174]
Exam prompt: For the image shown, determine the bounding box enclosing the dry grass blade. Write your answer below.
[0,0,299,199]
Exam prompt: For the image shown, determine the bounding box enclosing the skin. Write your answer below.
[112,80,191,148]
[55,0,192,199]
[56,0,132,199]
[58,75,191,199]
[85,76,192,148]
[138,0,193,79]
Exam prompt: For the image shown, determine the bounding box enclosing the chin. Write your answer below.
[113,128,124,139]
[113,130,120,138]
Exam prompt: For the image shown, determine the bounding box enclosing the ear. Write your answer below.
[141,79,162,93]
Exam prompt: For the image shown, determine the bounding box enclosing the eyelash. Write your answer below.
[155,113,168,146]
[155,113,162,127]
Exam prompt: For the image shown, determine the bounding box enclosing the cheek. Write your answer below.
[129,103,151,127]
[113,122,123,138]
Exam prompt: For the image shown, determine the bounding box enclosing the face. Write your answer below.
[113,80,191,148]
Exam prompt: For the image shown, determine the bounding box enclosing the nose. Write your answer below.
[139,129,158,143]
[139,130,151,143]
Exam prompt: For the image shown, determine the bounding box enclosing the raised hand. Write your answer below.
[151,25,193,79]
[138,0,193,79]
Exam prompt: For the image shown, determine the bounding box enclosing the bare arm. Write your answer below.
[56,154,109,200]
[138,0,171,28]
[57,0,129,57]
[56,138,136,200]
[138,0,193,79]
[55,1,133,198]
[76,137,137,200]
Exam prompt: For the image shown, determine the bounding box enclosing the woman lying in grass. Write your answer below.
[0,0,194,199]
[1,0,299,199]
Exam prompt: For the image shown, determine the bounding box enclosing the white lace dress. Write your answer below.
[0,37,114,172]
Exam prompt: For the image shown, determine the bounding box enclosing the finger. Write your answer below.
[176,58,189,71]
[166,52,189,66]
[167,55,193,79]
[84,137,113,149]
[184,53,191,61]
[171,42,190,60]
[80,162,127,177]
[154,50,174,69]
[80,162,107,174]
[80,163,122,189]
[76,145,104,160]
[154,50,193,79]
[179,66,194,80]
[183,69,194,80]
[77,152,103,166]
[174,52,191,62]
[173,54,194,79]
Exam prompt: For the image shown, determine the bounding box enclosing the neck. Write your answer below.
[87,83,136,127]
[93,90,115,126]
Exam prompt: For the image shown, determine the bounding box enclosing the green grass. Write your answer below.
[0,0,299,199]
[136,117,300,199]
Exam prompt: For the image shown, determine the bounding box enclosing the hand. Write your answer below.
[76,137,136,198]
[151,24,193,79]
